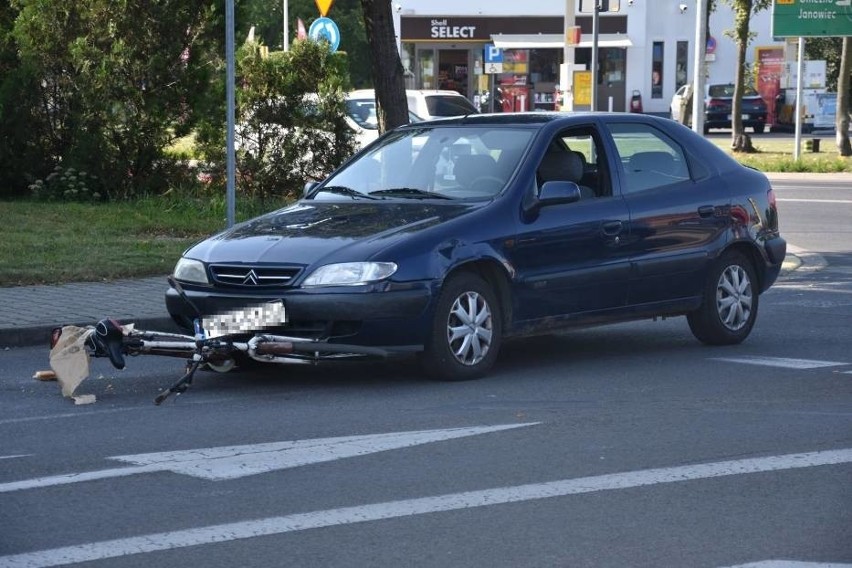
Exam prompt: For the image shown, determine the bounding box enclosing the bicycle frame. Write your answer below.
[71,277,392,404]
[82,322,390,405]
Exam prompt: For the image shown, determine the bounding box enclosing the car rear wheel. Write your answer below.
[422,272,502,381]
[688,251,758,345]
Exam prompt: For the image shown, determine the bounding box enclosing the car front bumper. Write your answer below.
[165,280,436,351]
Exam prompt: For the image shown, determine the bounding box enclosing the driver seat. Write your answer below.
[453,154,499,190]
[537,149,596,199]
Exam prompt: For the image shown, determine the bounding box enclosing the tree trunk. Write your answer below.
[836,37,851,157]
[730,0,754,153]
[360,0,408,134]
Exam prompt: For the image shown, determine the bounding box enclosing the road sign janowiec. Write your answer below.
[308,17,341,52]
[315,0,334,17]
[772,0,852,37]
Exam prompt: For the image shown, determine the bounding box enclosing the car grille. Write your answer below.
[210,264,302,288]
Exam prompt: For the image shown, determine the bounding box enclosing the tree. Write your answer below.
[836,37,851,157]
[359,0,407,134]
[240,0,372,88]
[725,0,772,153]
[10,0,221,198]
[232,39,356,200]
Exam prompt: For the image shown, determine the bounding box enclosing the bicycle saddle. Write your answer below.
[89,318,126,369]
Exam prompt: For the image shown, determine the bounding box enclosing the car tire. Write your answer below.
[687,251,759,346]
[421,272,502,381]
[753,124,765,134]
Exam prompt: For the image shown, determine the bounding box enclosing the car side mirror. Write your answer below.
[539,180,581,207]
[523,181,581,221]
[303,181,319,197]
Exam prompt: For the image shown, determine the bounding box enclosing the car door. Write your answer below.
[508,124,632,323]
[603,120,730,307]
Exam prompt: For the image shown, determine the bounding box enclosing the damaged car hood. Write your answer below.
[184,201,477,265]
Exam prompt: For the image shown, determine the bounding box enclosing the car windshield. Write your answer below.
[313,126,533,201]
[708,84,759,97]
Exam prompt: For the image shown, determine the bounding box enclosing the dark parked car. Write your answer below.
[671,83,769,134]
[705,83,768,134]
[167,113,786,380]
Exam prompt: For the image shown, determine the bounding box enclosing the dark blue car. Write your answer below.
[167,112,786,380]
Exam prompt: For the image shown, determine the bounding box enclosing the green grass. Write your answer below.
[709,136,852,172]
[0,196,288,286]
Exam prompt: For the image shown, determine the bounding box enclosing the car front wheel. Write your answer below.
[422,272,502,381]
[688,252,759,345]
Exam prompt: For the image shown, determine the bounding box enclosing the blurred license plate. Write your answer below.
[203,301,286,338]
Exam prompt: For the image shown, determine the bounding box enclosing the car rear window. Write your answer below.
[708,84,759,97]
[425,95,478,117]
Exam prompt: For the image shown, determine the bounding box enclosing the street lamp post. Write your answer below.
[225,0,235,228]
[283,0,289,51]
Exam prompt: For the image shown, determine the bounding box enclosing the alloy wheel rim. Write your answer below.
[716,265,753,331]
[446,291,493,366]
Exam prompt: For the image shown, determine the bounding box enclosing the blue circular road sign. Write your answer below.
[308,17,341,53]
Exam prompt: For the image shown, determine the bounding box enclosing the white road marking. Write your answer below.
[0,454,33,460]
[776,198,852,204]
[0,423,537,493]
[1,448,850,568]
[723,562,852,567]
[711,356,848,370]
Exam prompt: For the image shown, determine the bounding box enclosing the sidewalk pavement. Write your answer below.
[0,275,179,348]
[0,172,843,349]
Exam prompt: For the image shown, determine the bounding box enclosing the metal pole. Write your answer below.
[563,0,576,111]
[692,0,707,135]
[225,0,235,228]
[590,1,599,112]
[283,0,289,51]
[794,36,804,161]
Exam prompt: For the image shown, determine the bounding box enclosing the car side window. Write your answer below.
[535,127,612,200]
[606,122,691,194]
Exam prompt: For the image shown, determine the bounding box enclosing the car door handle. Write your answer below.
[601,220,624,236]
[698,205,715,218]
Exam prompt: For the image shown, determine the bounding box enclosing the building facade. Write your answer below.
[392,0,782,115]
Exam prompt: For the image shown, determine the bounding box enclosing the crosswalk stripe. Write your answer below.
[711,356,847,370]
[776,198,852,204]
[1,448,851,567]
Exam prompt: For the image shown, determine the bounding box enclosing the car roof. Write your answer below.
[398,111,678,128]
[348,89,472,99]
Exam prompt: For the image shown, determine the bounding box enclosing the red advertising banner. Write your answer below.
[756,46,785,126]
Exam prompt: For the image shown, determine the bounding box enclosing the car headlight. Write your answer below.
[302,262,397,287]
[173,257,209,284]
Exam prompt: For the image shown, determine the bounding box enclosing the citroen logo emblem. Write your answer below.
[243,270,259,286]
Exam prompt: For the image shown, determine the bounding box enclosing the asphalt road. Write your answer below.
[0,179,850,568]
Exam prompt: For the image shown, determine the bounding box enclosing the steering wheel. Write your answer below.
[468,175,505,194]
